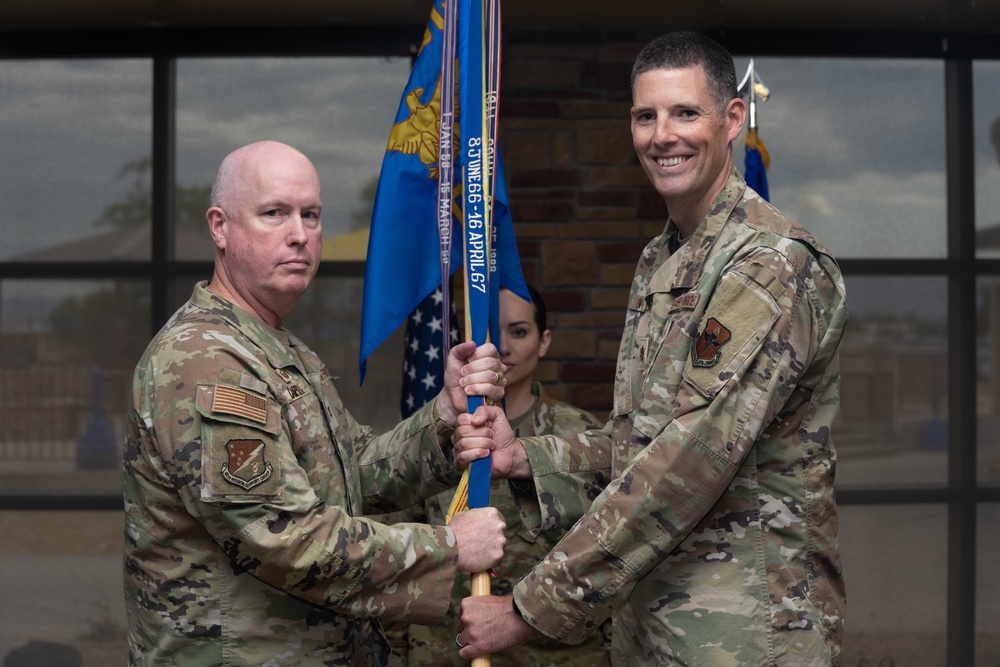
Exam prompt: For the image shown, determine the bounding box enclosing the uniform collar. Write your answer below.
[662,168,747,291]
[190,281,302,371]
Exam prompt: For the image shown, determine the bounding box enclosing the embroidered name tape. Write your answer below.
[212,384,268,424]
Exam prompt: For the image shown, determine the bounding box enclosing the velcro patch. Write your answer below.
[212,384,268,424]
[692,317,732,368]
[222,438,273,490]
[684,269,780,398]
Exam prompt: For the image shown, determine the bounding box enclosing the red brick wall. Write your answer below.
[500,28,667,416]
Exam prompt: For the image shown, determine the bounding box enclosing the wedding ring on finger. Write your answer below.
[456,633,466,649]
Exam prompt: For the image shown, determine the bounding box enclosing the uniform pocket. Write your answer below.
[197,383,284,503]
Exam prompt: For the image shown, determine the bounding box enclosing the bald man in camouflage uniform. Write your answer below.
[455,31,849,666]
[123,141,508,667]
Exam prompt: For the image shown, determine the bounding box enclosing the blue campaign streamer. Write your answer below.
[437,0,458,360]
[459,0,492,510]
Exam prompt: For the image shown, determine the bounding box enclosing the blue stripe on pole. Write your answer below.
[459,0,492,510]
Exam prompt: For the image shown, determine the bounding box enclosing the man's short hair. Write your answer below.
[631,31,738,111]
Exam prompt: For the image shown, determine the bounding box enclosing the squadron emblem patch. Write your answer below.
[222,438,273,490]
[692,317,732,368]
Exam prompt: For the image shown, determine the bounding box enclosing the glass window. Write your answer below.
[0,511,125,663]
[732,57,947,259]
[836,276,948,486]
[975,61,1000,258]
[0,280,150,492]
[839,504,947,666]
[977,276,1000,484]
[174,56,411,261]
[978,504,1000,665]
[0,59,152,262]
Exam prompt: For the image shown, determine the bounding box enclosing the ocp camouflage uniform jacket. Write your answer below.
[124,283,464,667]
[402,382,610,667]
[513,170,849,666]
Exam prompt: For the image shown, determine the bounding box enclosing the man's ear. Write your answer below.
[726,97,747,143]
[206,206,227,251]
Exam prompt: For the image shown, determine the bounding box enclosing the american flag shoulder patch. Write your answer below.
[211,384,268,424]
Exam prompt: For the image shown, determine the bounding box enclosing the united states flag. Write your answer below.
[401,286,460,418]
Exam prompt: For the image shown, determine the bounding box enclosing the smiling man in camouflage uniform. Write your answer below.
[454,31,849,666]
[123,140,509,666]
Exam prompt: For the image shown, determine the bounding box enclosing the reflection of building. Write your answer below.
[838,321,948,451]
[1,224,374,468]
[11,226,212,261]
[975,223,1000,258]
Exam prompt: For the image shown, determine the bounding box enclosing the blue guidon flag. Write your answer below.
[744,126,770,201]
[359,0,527,389]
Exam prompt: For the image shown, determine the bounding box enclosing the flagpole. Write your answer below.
[457,1,495,664]
[739,58,771,201]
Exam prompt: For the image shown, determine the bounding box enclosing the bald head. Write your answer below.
[211,141,315,217]
[204,140,323,327]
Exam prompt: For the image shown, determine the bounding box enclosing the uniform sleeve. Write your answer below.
[356,400,463,515]
[513,249,822,643]
[146,344,459,626]
[511,425,612,536]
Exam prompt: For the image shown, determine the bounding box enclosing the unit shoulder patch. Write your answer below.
[221,438,273,490]
[691,317,732,368]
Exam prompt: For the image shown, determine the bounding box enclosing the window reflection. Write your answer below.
[0,511,125,663]
[977,504,1000,663]
[0,280,150,492]
[838,504,946,666]
[732,57,946,259]
[977,277,1000,484]
[0,59,151,261]
[836,276,948,486]
[175,57,410,260]
[975,61,1000,257]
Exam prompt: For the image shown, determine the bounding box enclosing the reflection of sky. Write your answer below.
[732,56,950,259]
[0,59,151,260]
[175,57,410,239]
[0,56,411,260]
[974,61,1000,254]
[3,55,998,264]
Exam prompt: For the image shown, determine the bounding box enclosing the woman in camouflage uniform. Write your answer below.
[395,286,611,667]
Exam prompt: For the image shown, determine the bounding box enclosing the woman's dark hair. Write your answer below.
[503,284,547,332]
[526,284,547,332]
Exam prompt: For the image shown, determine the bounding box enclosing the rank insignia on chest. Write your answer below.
[692,317,732,368]
[222,438,273,490]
